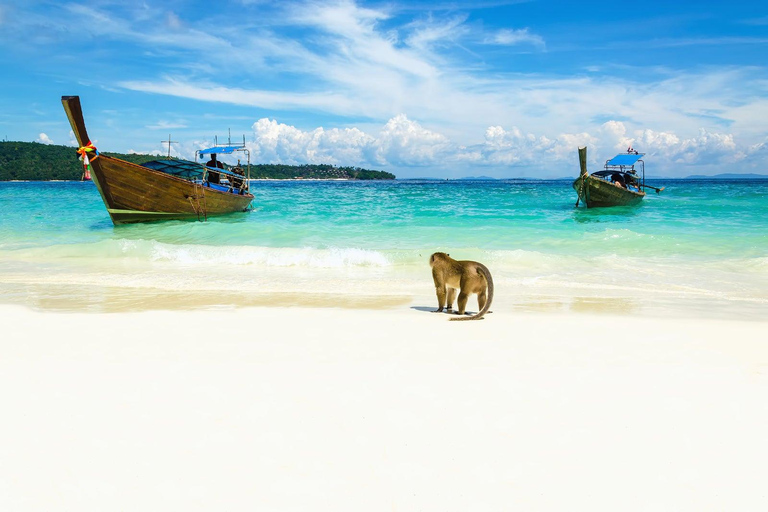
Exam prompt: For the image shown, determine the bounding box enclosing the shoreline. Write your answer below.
[1,274,765,321]
[2,304,767,510]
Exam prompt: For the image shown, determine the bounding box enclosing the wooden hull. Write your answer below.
[90,155,252,224]
[62,95,253,225]
[573,174,645,208]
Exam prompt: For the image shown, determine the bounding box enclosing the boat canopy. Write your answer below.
[198,145,243,155]
[143,159,245,180]
[607,153,644,166]
[143,159,204,179]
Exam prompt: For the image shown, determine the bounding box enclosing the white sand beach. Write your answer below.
[2,303,767,511]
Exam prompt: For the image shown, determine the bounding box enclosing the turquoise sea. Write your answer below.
[0,179,766,319]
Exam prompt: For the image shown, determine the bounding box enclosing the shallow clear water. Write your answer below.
[1,179,766,318]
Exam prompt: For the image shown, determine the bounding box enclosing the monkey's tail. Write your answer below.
[450,263,494,321]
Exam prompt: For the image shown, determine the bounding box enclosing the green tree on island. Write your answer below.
[0,141,395,181]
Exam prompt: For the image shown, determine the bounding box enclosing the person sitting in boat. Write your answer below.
[611,173,626,189]
[231,161,245,192]
[206,153,224,185]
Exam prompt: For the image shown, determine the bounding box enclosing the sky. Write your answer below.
[0,0,766,178]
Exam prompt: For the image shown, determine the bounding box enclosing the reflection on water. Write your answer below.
[572,205,642,223]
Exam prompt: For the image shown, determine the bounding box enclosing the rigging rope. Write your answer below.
[187,181,208,222]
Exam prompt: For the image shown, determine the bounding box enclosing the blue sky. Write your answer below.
[0,0,766,178]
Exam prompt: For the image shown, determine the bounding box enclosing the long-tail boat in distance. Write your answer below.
[573,146,664,208]
[61,95,254,225]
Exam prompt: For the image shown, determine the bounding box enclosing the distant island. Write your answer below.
[415,174,768,181]
[0,141,395,181]
[249,163,394,180]
[683,173,768,180]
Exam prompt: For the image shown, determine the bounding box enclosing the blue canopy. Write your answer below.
[607,153,644,166]
[198,145,243,155]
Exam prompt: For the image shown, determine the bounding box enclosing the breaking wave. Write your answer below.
[4,239,393,269]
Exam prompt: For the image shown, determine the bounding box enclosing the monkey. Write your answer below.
[429,252,494,321]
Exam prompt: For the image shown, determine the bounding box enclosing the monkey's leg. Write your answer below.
[433,286,447,313]
[477,290,487,312]
[446,287,456,311]
[457,291,469,315]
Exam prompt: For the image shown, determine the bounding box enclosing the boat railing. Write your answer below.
[603,163,640,174]
[603,158,645,187]
[195,133,252,192]
[199,166,248,194]
[203,165,246,180]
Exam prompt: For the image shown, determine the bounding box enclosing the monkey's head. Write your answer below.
[429,252,450,267]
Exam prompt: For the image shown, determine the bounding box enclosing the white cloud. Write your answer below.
[405,15,470,51]
[469,125,551,165]
[452,126,597,169]
[249,118,370,165]
[129,148,165,157]
[65,4,235,57]
[599,120,632,151]
[166,11,182,30]
[488,28,545,49]
[36,133,54,144]
[634,128,742,165]
[249,114,450,166]
[374,114,450,165]
[145,120,188,130]
[234,116,761,178]
[292,0,387,37]
[121,78,360,115]
[247,114,453,168]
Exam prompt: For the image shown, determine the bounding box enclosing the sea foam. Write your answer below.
[140,240,392,268]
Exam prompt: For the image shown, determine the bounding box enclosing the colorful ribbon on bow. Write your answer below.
[76,141,98,180]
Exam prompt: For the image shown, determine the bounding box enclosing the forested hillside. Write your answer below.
[0,141,395,181]
[250,163,395,180]
[0,142,161,181]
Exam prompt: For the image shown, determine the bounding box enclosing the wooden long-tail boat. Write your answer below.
[62,96,253,225]
[573,146,663,208]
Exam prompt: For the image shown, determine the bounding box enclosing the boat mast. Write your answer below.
[161,134,177,158]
